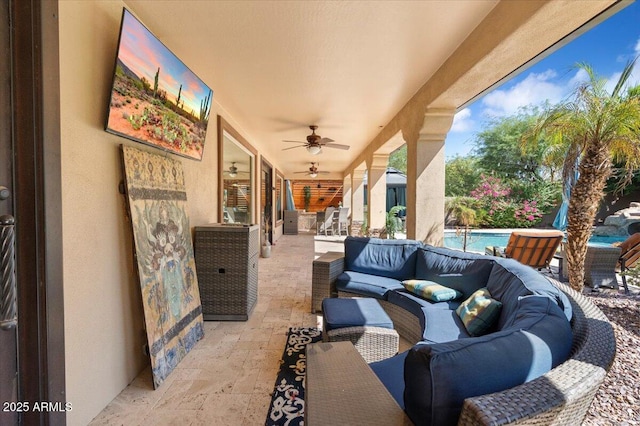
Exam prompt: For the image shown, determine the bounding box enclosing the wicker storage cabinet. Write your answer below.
[283,210,299,235]
[194,224,259,320]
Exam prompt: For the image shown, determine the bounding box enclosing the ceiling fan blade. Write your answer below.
[317,137,335,144]
[323,143,350,150]
[293,171,310,174]
[282,145,305,151]
[282,140,306,143]
[317,171,330,174]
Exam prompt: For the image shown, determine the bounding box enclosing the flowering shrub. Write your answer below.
[514,200,543,225]
[470,175,543,228]
[469,175,511,200]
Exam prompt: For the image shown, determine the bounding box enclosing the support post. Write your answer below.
[405,109,454,245]
[350,169,366,236]
[366,154,389,237]
[342,174,352,209]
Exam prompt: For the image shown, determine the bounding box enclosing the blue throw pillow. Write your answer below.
[402,279,462,302]
[456,288,502,336]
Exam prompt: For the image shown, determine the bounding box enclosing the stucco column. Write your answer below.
[342,174,352,209]
[366,154,389,235]
[405,109,454,244]
[350,169,366,235]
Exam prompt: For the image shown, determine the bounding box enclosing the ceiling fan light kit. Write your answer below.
[307,145,322,155]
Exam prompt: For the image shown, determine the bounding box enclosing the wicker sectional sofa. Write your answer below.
[311,237,616,425]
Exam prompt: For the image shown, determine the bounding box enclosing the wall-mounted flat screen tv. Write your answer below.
[106,8,213,161]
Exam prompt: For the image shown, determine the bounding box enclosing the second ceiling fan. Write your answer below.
[282,125,349,155]
[294,162,330,178]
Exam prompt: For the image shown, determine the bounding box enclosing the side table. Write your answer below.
[311,251,344,313]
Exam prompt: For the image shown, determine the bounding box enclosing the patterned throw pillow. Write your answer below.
[456,288,503,336]
[402,279,462,302]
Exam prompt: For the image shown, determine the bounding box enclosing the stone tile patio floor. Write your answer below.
[89,233,356,425]
[90,233,636,425]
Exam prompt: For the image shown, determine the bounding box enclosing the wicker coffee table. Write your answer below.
[305,341,411,425]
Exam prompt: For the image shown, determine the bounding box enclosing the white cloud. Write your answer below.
[481,69,566,117]
[635,37,640,56]
[605,71,623,94]
[450,108,474,132]
[568,67,589,88]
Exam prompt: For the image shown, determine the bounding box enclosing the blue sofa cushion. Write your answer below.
[402,279,462,302]
[487,259,573,328]
[322,297,394,331]
[403,296,572,426]
[344,236,421,280]
[422,307,469,343]
[386,290,432,320]
[370,351,408,409]
[415,246,494,299]
[336,271,404,299]
[387,289,459,317]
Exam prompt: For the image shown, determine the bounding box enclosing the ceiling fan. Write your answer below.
[294,162,330,178]
[282,125,350,155]
[223,162,249,178]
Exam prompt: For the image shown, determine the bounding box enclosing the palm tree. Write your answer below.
[531,60,640,291]
[445,197,478,252]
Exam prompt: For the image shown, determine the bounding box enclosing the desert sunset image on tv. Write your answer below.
[106,9,212,161]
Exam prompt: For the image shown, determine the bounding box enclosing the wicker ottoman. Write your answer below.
[322,298,399,363]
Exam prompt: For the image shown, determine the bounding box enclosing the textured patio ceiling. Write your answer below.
[124,0,619,178]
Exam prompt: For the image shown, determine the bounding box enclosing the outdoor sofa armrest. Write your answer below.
[457,279,616,425]
[311,251,345,313]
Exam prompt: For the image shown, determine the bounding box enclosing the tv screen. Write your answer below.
[106,8,212,161]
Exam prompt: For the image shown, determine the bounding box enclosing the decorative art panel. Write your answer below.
[120,145,204,388]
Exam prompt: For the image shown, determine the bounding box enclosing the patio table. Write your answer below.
[305,341,411,425]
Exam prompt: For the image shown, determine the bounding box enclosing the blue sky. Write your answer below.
[445,2,640,158]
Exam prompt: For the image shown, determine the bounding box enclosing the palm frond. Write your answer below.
[612,57,638,98]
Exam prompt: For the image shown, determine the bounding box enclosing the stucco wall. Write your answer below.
[58,2,277,424]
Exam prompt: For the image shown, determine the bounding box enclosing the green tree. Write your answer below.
[445,155,481,196]
[388,145,407,174]
[531,61,640,292]
[475,108,553,181]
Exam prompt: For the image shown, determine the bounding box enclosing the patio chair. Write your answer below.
[319,206,336,236]
[486,229,564,271]
[334,207,350,236]
[584,243,621,291]
[616,232,640,294]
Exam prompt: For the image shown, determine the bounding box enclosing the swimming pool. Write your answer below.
[443,231,625,253]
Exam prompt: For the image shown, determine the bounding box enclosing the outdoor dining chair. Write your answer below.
[334,207,349,236]
[319,206,336,236]
[486,229,564,271]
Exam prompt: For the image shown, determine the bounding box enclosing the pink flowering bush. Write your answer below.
[469,175,511,200]
[514,200,543,226]
[470,175,543,228]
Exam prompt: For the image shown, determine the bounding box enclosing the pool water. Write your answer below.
[443,231,625,253]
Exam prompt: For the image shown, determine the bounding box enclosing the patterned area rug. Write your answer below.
[265,327,322,426]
